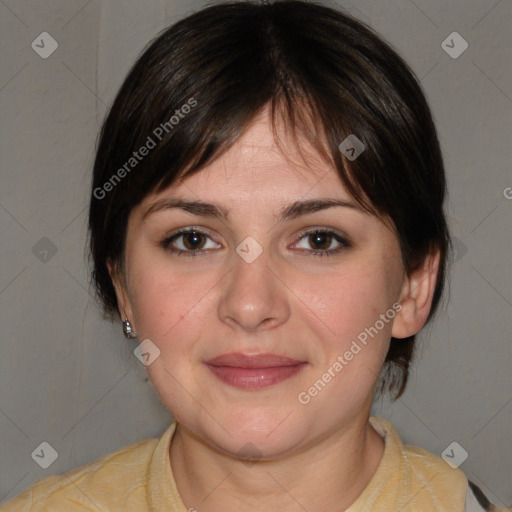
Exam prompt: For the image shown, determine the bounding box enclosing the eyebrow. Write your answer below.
[142,197,363,222]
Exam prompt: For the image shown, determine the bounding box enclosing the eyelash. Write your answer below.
[160,227,351,258]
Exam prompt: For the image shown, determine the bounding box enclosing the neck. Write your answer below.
[169,416,385,512]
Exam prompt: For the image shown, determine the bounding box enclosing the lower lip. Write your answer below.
[205,363,307,390]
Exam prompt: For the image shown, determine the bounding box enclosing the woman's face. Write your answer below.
[113,108,410,459]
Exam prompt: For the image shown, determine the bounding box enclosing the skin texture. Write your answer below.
[109,106,439,511]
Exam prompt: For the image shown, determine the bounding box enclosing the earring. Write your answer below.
[122,319,137,339]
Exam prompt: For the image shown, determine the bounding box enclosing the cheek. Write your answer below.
[295,263,396,344]
[127,260,210,401]
[128,255,219,343]
[295,268,395,409]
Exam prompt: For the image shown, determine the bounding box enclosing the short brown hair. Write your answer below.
[88,0,450,401]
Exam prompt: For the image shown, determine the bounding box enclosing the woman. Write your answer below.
[2,1,507,511]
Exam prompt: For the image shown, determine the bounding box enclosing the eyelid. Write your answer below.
[291,227,351,254]
[161,226,220,248]
[166,225,215,237]
[295,226,350,243]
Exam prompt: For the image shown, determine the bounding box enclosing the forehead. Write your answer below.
[154,107,349,204]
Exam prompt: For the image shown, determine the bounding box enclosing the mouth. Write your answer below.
[204,353,308,390]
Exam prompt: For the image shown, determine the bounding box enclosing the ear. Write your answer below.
[107,259,136,330]
[392,248,441,339]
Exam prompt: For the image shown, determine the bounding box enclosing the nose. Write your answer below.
[217,242,291,333]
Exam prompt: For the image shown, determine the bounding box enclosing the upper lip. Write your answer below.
[205,353,306,368]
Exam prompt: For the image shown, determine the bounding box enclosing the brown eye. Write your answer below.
[294,229,351,258]
[308,232,332,251]
[182,231,206,250]
[160,228,220,257]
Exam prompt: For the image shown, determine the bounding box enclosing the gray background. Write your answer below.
[1,0,511,507]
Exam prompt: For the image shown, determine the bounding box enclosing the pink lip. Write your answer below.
[204,353,308,390]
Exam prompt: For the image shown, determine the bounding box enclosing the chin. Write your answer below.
[211,429,303,463]
[192,408,308,460]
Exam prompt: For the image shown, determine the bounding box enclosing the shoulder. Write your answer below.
[0,435,160,511]
[402,445,509,511]
[369,416,468,509]
[369,417,508,512]
[402,441,468,488]
[401,441,469,507]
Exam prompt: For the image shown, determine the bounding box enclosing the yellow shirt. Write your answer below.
[0,416,473,511]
